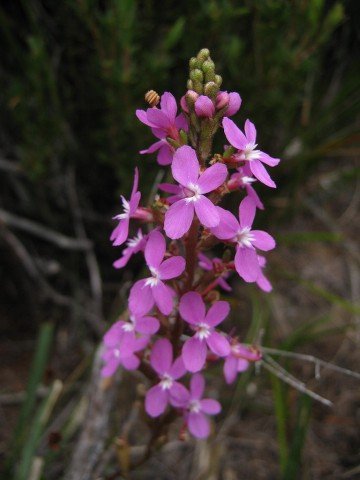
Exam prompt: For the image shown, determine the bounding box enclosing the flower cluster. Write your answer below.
[103,49,277,440]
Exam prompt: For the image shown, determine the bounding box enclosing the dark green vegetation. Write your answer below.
[0,1,359,479]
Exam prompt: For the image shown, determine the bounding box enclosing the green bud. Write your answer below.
[190,69,204,83]
[204,81,219,99]
[197,48,210,64]
[215,74,222,87]
[187,79,194,90]
[189,57,200,70]
[202,60,216,82]
[167,137,180,149]
[223,146,236,158]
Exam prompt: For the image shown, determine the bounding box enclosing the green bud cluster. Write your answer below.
[188,49,221,99]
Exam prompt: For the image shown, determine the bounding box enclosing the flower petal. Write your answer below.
[234,247,260,282]
[200,399,221,415]
[169,382,189,407]
[239,196,256,229]
[169,357,186,380]
[140,139,164,154]
[152,281,175,315]
[146,108,171,130]
[244,119,257,144]
[205,301,230,327]
[188,412,210,439]
[171,145,199,186]
[136,109,155,127]
[157,144,173,166]
[197,163,228,194]
[222,117,247,150]
[135,315,160,334]
[259,152,280,167]
[190,373,205,399]
[129,279,154,315]
[224,355,238,384]
[145,385,168,417]
[111,218,129,246]
[210,207,239,239]
[252,230,276,251]
[250,159,276,188]
[160,92,177,121]
[182,337,207,373]
[179,291,205,325]
[122,354,140,371]
[158,256,186,280]
[164,199,194,239]
[150,338,173,374]
[207,332,230,357]
[257,271,273,292]
[145,230,165,268]
[194,195,220,228]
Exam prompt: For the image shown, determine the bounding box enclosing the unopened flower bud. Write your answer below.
[189,57,200,70]
[185,90,199,106]
[216,91,230,110]
[204,290,220,303]
[187,79,194,90]
[202,60,215,82]
[197,48,210,63]
[195,95,215,118]
[204,81,219,99]
[190,69,204,83]
[180,95,189,113]
[215,74,222,86]
[226,92,242,116]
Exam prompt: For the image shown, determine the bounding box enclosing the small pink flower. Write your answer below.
[180,292,230,372]
[194,95,215,118]
[211,197,275,282]
[224,341,261,384]
[223,117,280,188]
[145,339,188,417]
[101,322,149,377]
[137,92,188,166]
[198,253,232,292]
[111,168,141,246]
[184,374,221,439]
[113,229,147,269]
[227,165,264,210]
[129,230,185,315]
[164,146,228,239]
[216,91,242,116]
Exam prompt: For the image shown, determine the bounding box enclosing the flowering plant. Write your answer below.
[103,49,279,441]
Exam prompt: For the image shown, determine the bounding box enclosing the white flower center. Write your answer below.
[185,182,202,203]
[241,175,256,185]
[122,315,136,332]
[235,227,254,248]
[114,196,130,220]
[234,144,261,162]
[144,266,160,287]
[189,399,201,413]
[195,322,211,340]
[160,373,173,390]
[126,231,143,248]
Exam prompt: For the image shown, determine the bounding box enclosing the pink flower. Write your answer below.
[101,322,149,377]
[194,95,215,118]
[211,197,275,282]
[145,339,188,417]
[227,165,264,210]
[216,91,242,116]
[224,341,261,384]
[113,229,147,269]
[164,146,228,239]
[257,255,272,292]
[223,117,280,188]
[111,168,141,246]
[180,292,230,372]
[198,253,232,292]
[137,92,188,166]
[129,230,185,315]
[184,374,221,439]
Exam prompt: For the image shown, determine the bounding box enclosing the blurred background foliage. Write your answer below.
[0,1,359,478]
